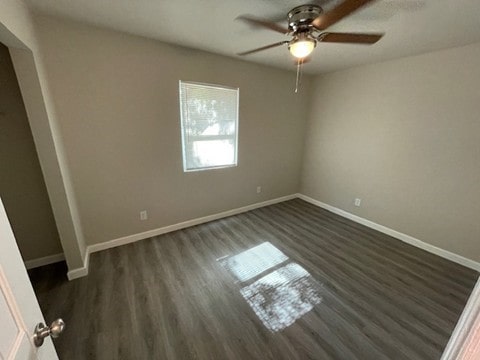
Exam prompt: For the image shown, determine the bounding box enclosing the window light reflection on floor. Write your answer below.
[240,263,322,332]
[218,242,288,282]
[218,242,322,332]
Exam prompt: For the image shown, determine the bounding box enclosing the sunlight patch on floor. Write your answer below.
[240,263,322,332]
[218,242,288,282]
[219,241,322,332]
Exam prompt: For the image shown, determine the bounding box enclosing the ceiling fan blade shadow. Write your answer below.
[312,0,377,30]
[318,32,384,44]
[237,41,289,56]
[236,15,289,34]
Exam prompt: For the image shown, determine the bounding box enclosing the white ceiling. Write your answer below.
[26,0,480,74]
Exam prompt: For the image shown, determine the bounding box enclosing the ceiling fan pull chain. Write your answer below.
[295,58,304,93]
[300,58,304,85]
[295,60,300,93]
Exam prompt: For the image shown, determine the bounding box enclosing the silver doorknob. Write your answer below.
[33,318,65,347]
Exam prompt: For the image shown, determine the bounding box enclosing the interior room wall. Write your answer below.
[301,41,480,262]
[0,43,62,261]
[0,0,86,272]
[32,15,310,246]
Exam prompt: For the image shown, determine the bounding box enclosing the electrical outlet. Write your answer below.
[140,210,148,220]
[256,186,262,194]
[354,198,361,207]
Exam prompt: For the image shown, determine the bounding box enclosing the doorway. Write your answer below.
[0,42,64,271]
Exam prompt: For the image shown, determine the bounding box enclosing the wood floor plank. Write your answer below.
[29,199,478,359]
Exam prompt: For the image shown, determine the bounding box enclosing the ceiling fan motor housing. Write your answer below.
[287,5,323,33]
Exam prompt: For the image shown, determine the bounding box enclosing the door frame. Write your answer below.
[0,2,86,278]
[441,277,480,359]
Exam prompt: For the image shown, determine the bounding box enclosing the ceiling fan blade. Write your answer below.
[312,0,377,30]
[318,32,384,44]
[237,41,289,56]
[236,15,289,34]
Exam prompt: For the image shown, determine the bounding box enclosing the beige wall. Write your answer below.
[0,0,86,270]
[10,8,478,267]
[302,42,480,262]
[33,16,309,246]
[0,43,62,261]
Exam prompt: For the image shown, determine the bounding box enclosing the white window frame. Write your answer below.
[179,81,239,172]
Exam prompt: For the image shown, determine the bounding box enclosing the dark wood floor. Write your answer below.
[29,199,478,359]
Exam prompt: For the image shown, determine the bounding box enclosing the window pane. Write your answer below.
[186,139,235,170]
[186,120,236,137]
[179,81,239,171]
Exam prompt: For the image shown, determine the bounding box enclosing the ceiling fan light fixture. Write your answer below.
[289,37,316,58]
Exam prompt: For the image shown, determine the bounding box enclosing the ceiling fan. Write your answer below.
[237,0,385,60]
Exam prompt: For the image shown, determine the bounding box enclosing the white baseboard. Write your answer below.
[24,253,65,270]
[67,250,89,281]
[72,192,479,279]
[87,194,297,255]
[297,193,480,272]
[24,252,89,281]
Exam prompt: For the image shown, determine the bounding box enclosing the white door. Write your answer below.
[0,197,58,359]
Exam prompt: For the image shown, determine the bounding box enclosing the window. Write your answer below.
[179,81,239,171]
